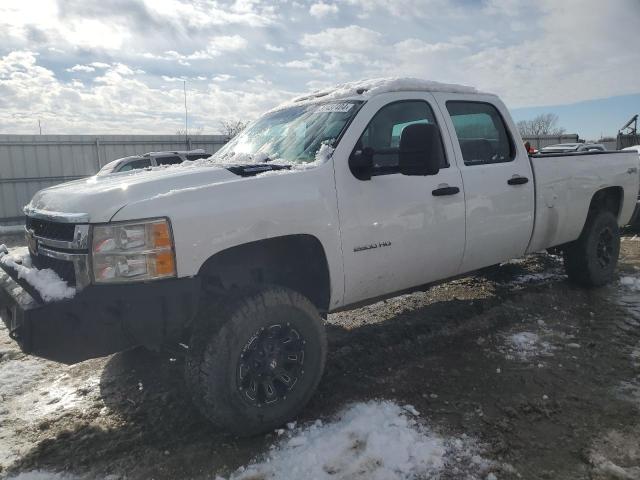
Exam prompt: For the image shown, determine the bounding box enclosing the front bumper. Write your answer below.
[0,262,199,364]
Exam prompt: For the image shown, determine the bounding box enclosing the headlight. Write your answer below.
[91,218,176,283]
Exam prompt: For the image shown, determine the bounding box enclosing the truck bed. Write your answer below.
[526,150,639,253]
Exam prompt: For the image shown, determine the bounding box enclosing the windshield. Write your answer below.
[213,101,363,165]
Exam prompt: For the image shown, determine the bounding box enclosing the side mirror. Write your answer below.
[349,147,374,181]
[399,123,442,176]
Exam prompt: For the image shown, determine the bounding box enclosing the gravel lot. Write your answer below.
[1,233,639,479]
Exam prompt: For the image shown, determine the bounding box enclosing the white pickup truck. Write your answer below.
[1,78,638,435]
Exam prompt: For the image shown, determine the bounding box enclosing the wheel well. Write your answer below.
[197,235,331,313]
[588,187,623,218]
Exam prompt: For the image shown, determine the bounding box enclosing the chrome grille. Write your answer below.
[23,215,91,291]
[25,216,76,242]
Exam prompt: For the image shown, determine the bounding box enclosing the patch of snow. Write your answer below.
[510,271,564,286]
[314,142,335,163]
[499,331,554,361]
[6,472,82,480]
[250,142,335,178]
[620,276,640,291]
[0,247,75,302]
[0,354,49,399]
[224,400,493,480]
[589,428,640,480]
[0,323,104,471]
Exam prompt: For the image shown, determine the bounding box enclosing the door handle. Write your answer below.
[508,176,529,185]
[432,185,460,196]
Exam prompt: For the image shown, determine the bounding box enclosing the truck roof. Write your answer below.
[272,77,491,112]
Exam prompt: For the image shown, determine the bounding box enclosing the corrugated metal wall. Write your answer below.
[0,135,228,224]
[522,134,619,151]
[521,134,579,149]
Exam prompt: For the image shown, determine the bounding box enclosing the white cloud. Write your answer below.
[142,35,249,64]
[265,43,285,53]
[0,0,638,135]
[66,64,95,73]
[162,75,186,82]
[140,0,278,28]
[344,0,459,19]
[283,59,316,69]
[309,2,339,18]
[0,50,292,134]
[207,35,248,53]
[300,25,384,68]
[212,74,233,82]
[302,26,382,52]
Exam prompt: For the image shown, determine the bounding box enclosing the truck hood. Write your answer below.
[25,165,239,223]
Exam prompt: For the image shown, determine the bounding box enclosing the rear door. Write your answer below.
[434,94,535,272]
[334,92,466,305]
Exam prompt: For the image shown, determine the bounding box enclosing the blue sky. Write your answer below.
[0,0,639,136]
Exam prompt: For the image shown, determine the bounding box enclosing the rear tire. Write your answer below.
[563,210,620,287]
[184,286,327,436]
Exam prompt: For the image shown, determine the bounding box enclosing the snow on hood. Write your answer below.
[271,77,487,112]
[26,164,237,223]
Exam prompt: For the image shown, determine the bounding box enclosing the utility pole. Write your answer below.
[183,80,188,146]
[38,119,42,135]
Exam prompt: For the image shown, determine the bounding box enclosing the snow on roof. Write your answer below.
[273,77,487,111]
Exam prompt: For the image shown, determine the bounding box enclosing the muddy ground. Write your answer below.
[1,233,639,479]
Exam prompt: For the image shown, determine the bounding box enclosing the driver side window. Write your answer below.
[354,100,448,175]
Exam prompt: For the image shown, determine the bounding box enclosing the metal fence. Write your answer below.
[521,134,579,150]
[0,135,228,225]
[522,134,621,152]
[618,133,640,150]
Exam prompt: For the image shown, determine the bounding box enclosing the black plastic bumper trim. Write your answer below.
[0,264,200,364]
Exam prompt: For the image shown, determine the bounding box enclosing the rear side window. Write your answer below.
[117,158,151,172]
[354,100,448,175]
[156,156,183,166]
[186,153,211,161]
[446,101,514,166]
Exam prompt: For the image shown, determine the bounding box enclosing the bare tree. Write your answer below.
[219,120,248,140]
[517,113,566,137]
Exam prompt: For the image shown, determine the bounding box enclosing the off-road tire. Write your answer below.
[184,286,327,436]
[563,210,620,287]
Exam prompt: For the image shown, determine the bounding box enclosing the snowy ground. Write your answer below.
[226,401,493,480]
[0,235,639,479]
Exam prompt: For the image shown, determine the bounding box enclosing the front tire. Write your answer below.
[185,286,327,436]
[563,210,620,287]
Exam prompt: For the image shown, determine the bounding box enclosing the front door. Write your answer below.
[333,92,466,306]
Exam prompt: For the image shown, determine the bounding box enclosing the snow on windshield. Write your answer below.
[207,101,361,166]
